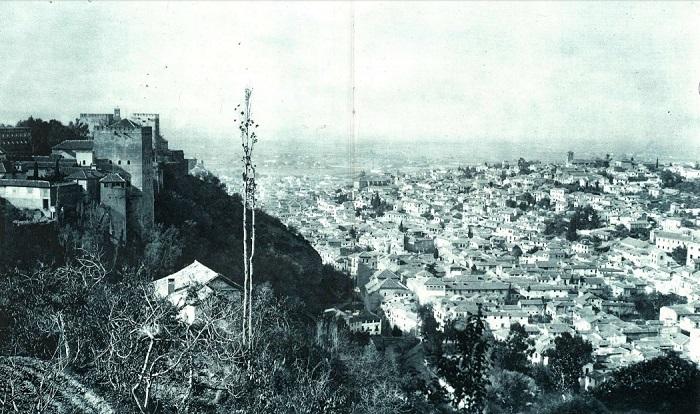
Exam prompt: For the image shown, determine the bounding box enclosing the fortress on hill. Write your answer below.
[0,108,193,242]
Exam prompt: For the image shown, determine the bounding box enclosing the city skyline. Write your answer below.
[1,2,699,150]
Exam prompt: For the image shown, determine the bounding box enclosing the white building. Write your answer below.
[153,261,242,324]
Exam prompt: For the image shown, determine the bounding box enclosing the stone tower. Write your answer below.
[93,119,154,237]
[99,173,128,243]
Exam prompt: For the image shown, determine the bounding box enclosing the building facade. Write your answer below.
[0,127,32,159]
[79,108,120,137]
[93,119,154,236]
[0,179,82,219]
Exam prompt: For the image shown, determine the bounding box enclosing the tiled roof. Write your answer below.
[372,269,399,280]
[0,179,51,188]
[52,140,93,151]
[378,278,408,290]
[100,172,127,183]
[156,260,241,295]
[67,169,105,180]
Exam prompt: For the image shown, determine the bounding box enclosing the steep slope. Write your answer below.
[155,170,351,313]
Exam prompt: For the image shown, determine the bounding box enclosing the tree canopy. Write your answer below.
[16,117,88,155]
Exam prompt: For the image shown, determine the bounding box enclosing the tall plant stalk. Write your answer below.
[238,89,258,346]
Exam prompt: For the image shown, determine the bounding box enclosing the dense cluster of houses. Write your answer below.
[262,152,700,387]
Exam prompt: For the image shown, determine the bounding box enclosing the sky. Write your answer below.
[1,1,699,152]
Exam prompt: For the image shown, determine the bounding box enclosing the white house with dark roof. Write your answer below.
[52,140,94,166]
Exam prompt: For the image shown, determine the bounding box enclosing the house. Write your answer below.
[0,178,83,219]
[323,308,382,336]
[659,304,700,326]
[153,261,242,324]
[66,169,105,201]
[52,140,95,166]
[364,269,412,310]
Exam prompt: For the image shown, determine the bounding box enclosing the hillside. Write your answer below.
[155,169,352,313]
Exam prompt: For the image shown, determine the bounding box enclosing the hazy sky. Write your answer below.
[1,1,699,149]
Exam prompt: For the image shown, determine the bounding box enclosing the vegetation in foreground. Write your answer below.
[0,169,699,413]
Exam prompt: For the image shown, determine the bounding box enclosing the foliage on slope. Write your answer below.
[155,169,352,313]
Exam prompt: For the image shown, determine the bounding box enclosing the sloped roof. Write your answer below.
[414,270,433,279]
[0,179,51,188]
[378,278,408,291]
[107,118,141,129]
[372,269,399,280]
[157,260,241,294]
[100,172,127,183]
[424,277,445,286]
[52,140,93,151]
[67,169,105,180]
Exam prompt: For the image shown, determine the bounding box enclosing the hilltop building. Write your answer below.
[79,108,121,137]
[0,108,193,242]
[52,140,94,166]
[93,118,155,237]
[129,113,169,155]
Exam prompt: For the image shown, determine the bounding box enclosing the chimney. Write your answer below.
[167,278,175,295]
[114,107,121,121]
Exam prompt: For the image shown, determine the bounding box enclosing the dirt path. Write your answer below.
[0,356,115,414]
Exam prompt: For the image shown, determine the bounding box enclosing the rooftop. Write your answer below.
[100,172,128,184]
[52,140,93,151]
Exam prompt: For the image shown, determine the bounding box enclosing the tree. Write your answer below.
[491,323,532,374]
[567,206,601,241]
[371,192,380,209]
[437,315,490,413]
[391,325,403,337]
[511,245,523,260]
[16,117,88,155]
[537,197,551,209]
[542,395,609,414]
[594,353,700,413]
[143,224,184,277]
[566,223,578,241]
[517,157,529,175]
[659,169,683,188]
[544,333,592,393]
[671,245,687,265]
[486,369,538,414]
[631,291,687,320]
[418,305,443,365]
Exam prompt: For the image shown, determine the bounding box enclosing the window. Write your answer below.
[127,160,130,165]
[118,160,121,165]
[82,160,86,165]
[42,199,49,209]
